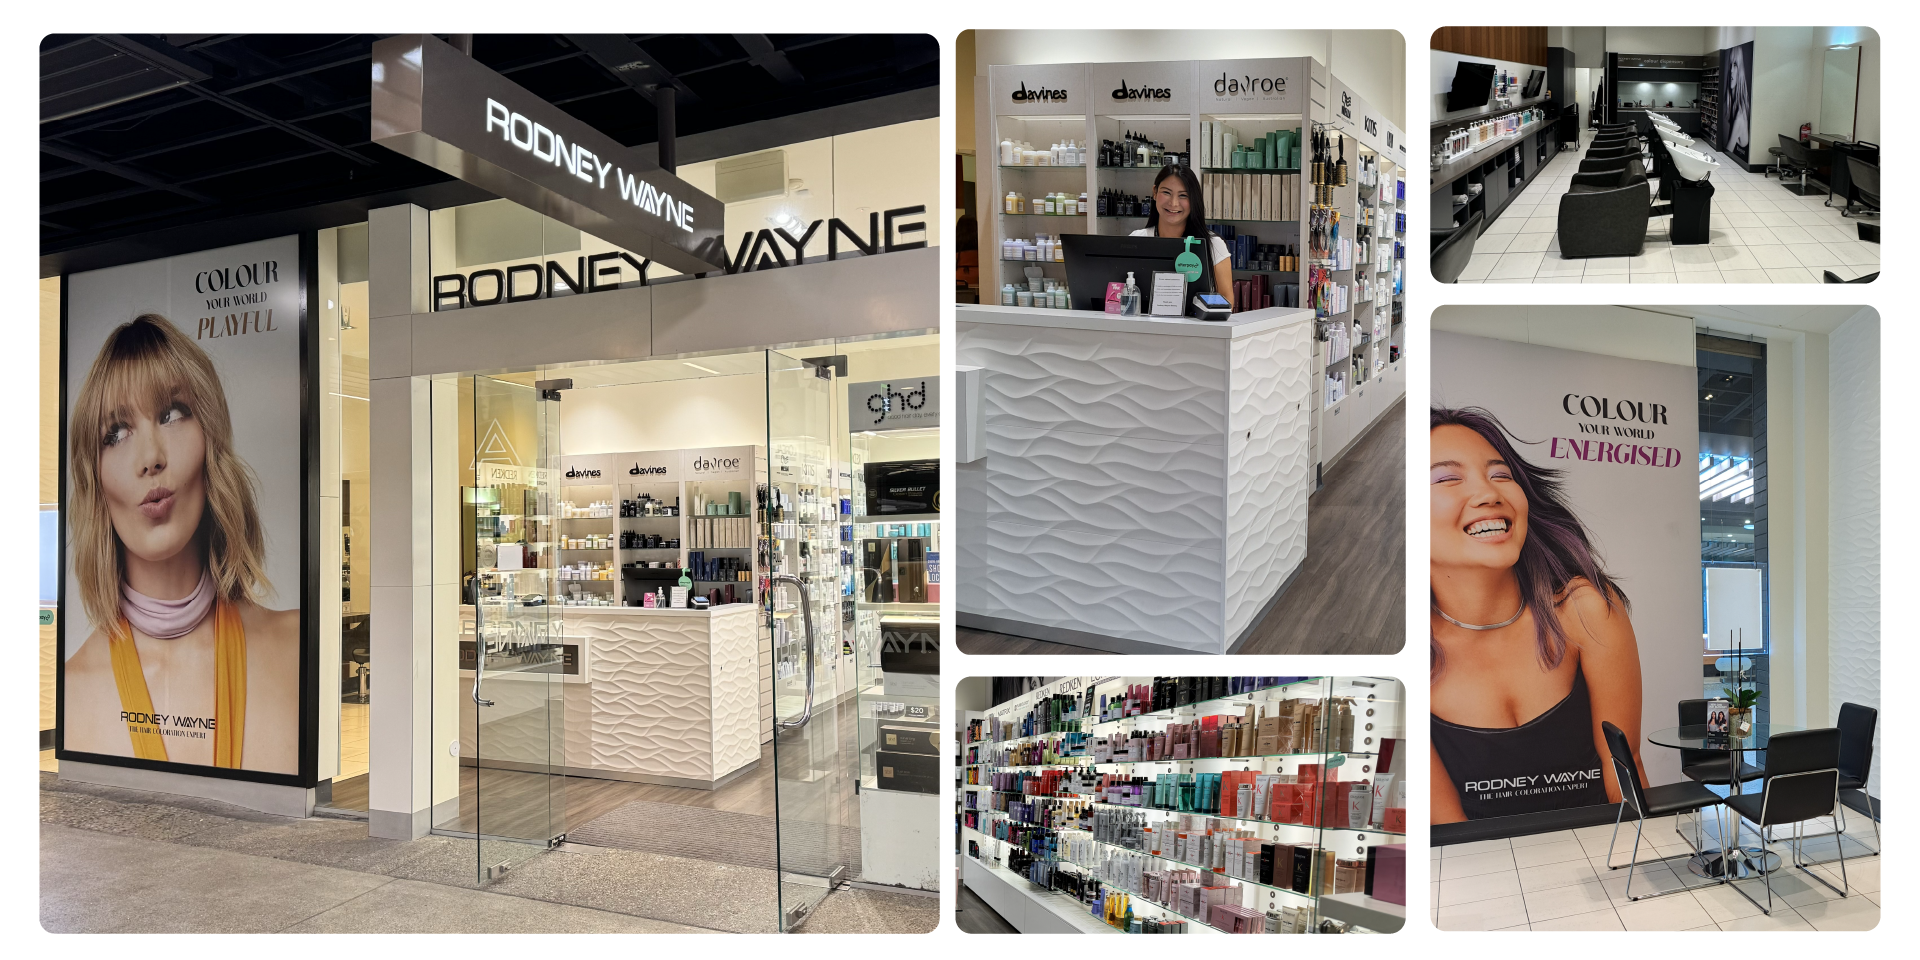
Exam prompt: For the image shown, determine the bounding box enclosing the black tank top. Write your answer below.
[1432,665,1608,820]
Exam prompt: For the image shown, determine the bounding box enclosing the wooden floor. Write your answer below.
[956,397,1405,657]
[955,881,1019,933]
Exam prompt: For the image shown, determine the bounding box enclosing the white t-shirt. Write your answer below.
[1130,228,1231,266]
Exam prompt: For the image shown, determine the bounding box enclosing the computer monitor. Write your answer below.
[1062,233,1194,311]
[1446,60,1497,111]
[1522,70,1545,99]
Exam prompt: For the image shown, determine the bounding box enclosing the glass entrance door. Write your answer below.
[467,375,568,883]
[766,348,850,929]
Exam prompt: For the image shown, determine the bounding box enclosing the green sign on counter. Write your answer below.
[39,609,54,626]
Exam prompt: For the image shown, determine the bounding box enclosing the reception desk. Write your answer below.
[955,303,1314,654]
[460,603,761,788]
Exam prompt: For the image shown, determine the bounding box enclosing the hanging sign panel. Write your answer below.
[371,34,728,275]
[60,235,313,785]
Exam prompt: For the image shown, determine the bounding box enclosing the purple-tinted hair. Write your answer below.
[1431,405,1628,673]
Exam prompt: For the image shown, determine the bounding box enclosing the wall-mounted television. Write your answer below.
[1446,60,1497,111]
[1522,70,1545,98]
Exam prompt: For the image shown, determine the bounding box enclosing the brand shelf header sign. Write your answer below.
[371,34,727,275]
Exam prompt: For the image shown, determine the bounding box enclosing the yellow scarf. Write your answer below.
[107,598,246,767]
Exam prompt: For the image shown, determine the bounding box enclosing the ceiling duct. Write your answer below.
[714,149,787,203]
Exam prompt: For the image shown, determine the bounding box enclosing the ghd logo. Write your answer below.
[1111,80,1172,101]
[1010,81,1069,103]
[630,463,667,476]
[1214,74,1287,97]
[865,380,930,426]
[691,455,742,474]
[564,466,602,478]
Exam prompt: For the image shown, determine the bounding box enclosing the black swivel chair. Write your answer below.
[1557,162,1666,259]
[1777,135,1824,196]
[1432,210,1484,284]
[1601,721,1727,901]
[1725,728,1849,915]
[1823,270,1880,283]
[1843,157,1879,243]
[1677,699,1762,851]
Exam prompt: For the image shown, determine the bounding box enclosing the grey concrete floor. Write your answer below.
[39,772,934,934]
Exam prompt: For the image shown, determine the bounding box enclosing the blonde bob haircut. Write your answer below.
[68,313,268,628]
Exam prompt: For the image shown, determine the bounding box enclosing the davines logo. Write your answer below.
[1214,73,1287,97]
[1010,81,1069,103]
[630,463,667,476]
[565,466,602,478]
[1111,80,1172,101]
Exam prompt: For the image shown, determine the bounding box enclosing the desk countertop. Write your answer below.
[957,302,1310,340]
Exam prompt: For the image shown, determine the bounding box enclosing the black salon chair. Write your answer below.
[1777,135,1824,196]
[1765,143,1788,179]
[1677,699,1762,851]
[1843,157,1880,243]
[1833,703,1880,856]
[1821,270,1879,283]
[1725,728,1849,915]
[1601,721,1727,902]
[1557,163,1665,259]
[1432,210,1484,284]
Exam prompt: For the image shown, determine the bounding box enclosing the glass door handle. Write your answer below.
[771,573,815,730]
[472,601,496,708]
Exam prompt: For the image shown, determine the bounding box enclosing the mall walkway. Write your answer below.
[38,773,936,934]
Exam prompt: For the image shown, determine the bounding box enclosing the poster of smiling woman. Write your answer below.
[61,236,309,780]
[1429,328,1699,825]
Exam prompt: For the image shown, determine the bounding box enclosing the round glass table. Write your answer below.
[1646,722,1803,878]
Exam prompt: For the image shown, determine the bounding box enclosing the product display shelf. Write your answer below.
[555,482,619,604]
[1314,891,1406,933]
[850,414,939,790]
[993,114,1096,294]
[966,676,1408,934]
[1091,113,1191,237]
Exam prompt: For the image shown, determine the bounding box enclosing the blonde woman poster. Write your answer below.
[61,236,306,778]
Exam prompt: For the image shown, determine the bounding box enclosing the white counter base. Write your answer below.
[957,303,1314,654]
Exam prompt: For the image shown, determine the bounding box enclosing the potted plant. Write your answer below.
[1720,683,1760,734]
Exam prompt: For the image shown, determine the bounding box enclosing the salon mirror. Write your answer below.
[1818,44,1860,140]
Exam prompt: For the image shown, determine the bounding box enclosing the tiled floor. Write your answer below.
[1432,809,1880,931]
[1454,132,1879,284]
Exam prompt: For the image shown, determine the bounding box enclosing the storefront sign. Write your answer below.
[848,377,938,430]
[371,34,727,276]
[721,207,926,274]
[1617,54,1704,70]
[433,252,648,311]
[1200,58,1304,113]
[60,235,313,785]
[684,446,754,481]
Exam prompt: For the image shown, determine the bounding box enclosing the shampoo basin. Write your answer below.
[1655,126,1694,148]
[1667,144,1721,181]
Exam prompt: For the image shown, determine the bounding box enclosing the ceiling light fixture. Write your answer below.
[684,362,721,375]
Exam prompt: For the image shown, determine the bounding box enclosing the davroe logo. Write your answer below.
[1214,73,1287,97]
[1111,80,1172,101]
[690,454,742,474]
[1011,81,1069,103]
[564,466,602,478]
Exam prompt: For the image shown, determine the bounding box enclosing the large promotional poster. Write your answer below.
[1430,332,1698,825]
[61,236,309,781]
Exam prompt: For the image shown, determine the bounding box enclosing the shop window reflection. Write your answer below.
[1697,340,1768,726]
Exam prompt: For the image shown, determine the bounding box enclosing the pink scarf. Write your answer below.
[121,572,216,639]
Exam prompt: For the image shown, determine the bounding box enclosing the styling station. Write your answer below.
[956,303,1314,655]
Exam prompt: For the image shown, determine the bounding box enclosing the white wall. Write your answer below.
[561,375,766,455]
[1826,309,1879,794]
[1571,28,1606,69]
[1432,305,1696,365]
[1751,27,1816,168]
[974,30,1406,128]
[1606,28,1709,56]
[1706,27,1757,51]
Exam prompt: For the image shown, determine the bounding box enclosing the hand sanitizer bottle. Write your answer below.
[1120,272,1141,316]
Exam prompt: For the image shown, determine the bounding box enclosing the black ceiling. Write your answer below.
[41,34,939,256]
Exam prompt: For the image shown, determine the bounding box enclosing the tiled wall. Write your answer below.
[1826,310,1879,794]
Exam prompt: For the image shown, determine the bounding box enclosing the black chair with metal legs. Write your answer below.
[1601,721,1727,902]
[1833,702,1880,856]
[1777,135,1824,196]
[1724,728,1849,915]
[1677,699,1762,852]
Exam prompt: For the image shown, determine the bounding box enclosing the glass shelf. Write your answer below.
[1087,677,1326,726]
[1001,164,1087,169]
[1200,167,1301,174]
